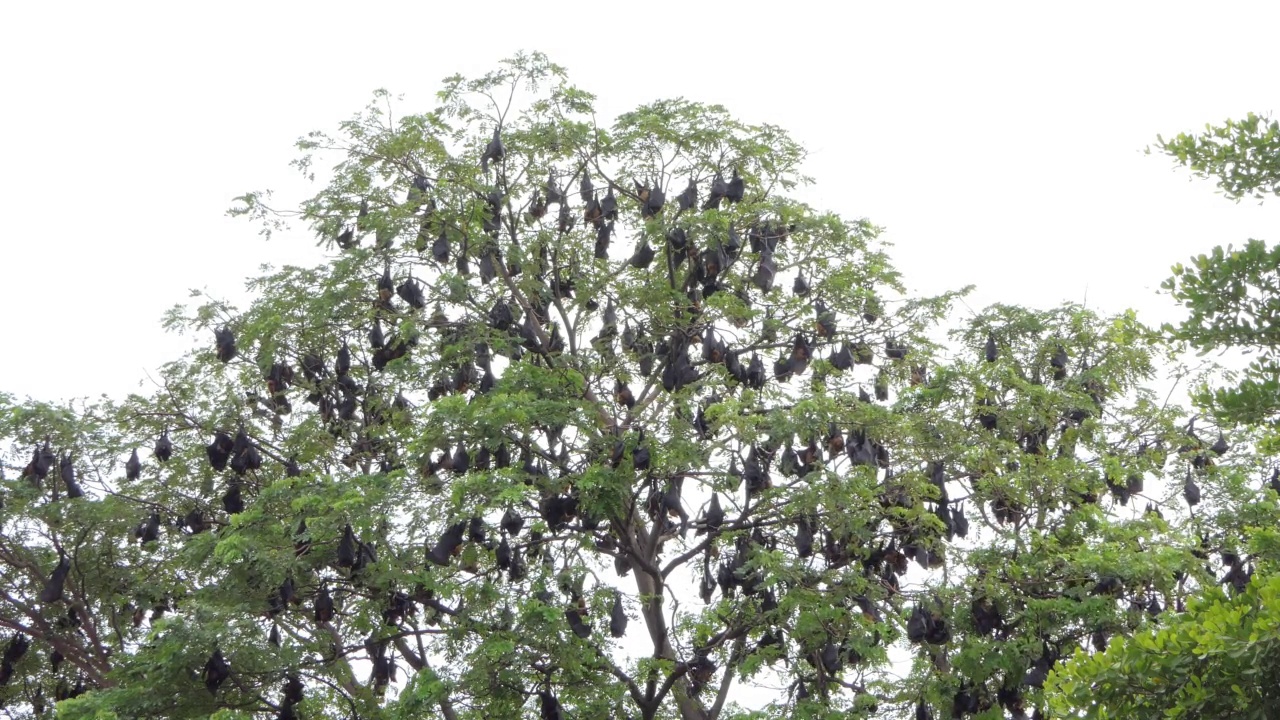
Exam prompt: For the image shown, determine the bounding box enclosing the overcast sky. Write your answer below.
[2,1,1278,403]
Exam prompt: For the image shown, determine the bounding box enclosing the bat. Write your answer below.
[60,454,83,498]
[214,327,237,363]
[427,521,467,566]
[1050,344,1068,380]
[545,170,565,206]
[125,448,142,481]
[629,239,656,269]
[601,186,618,220]
[480,127,505,173]
[203,649,230,694]
[336,227,355,250]
[397,277,427,310]
[726,168,744,203]
[501,508,524,536]
[38,555,70,603]
[793,272,810,297]
[610,592,628,637]
[702,173,727,211]
[752,251,776,293]
[643,179,666,218]
[677,178,697,211]
[565,607,591,638]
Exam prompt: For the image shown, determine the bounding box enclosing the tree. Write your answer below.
[0,53,1228,720]
[1045,114,1280,719]
[1156,112,1280,430]
[1048,515,1280,720]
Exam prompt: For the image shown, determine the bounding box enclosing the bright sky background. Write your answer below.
[3,2,1279,401]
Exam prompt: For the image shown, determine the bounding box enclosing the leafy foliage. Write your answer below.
[1048,534,1280,720]
[0,54,1245,720]
[1163,239,1280,428]
[1153,112,1280,201]
[1048,114,1280,718]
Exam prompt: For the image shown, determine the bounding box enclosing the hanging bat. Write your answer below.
[501,508,524,537]
[752,250,776,293]
[643,179,666,218]
[793,272,810,297]
[214,327,237,363]
[545,170,565,206]
[60,454,83,498]
[565,607,591,638]
[677,178,697,211]
[814,301,837,338]
[726,168,744,203]
[397,277,427,310]
[630,239,656,269]
[125,448,142,481]
[336,227,355,250]
[38,555,71,603]
[203,649,230,694]
[601,185,618,220]
[480,127,505,173]
[702,173,727,211]
[610,592,628,637]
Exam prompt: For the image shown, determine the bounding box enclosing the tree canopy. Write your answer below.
[1046,113,1280,719]
[0,53,1267,720]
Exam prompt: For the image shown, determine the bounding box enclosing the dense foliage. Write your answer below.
[0,55,1265,720]
[1047,114,1280,719]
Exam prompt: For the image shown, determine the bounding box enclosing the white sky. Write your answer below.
[2,1,1278,400]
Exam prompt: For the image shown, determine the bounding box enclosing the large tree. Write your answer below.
[0,53,1230,720]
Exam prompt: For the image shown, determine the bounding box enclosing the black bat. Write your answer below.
[496,536,512,570]
[214,327,237,363]
[337,524,358,568]
[643,180,666,218]
[702,173,727,211]
[501,508,524,537]
[60,454,83,498]
[793,272,810,297]
[125,448,142,481]
[336,227,355,250]
[677,178,697,211]
[565,607,591,638]
[630,239,656,269]
[752,251,776,293]
[336,342,351,377]
[540,689,564,720]
[431,230,449,265]
[697,493,724,535]
[545,170,565,206]
[480,127,505,173]
[397,277,427,310]
[610,592,628,637]
[203,649,230,694]
[222,481,244,514]
[614,379,635,409]
[427,521,467,566]
[1050,344,1068,380]
[726,168,744,203]
[38,555,70,603]
[814,301,836,338]
[595,220,614,259]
